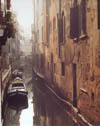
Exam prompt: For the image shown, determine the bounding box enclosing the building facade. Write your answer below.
[0,1,20,125]
[32,0,100,125]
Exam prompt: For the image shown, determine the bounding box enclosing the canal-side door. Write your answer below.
[73,64,77,107]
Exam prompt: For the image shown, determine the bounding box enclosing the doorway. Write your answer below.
[73,64,77,107]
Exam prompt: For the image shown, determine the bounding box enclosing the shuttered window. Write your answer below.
[79,0,86,35]
[53,63,56,73]
[42,26,43,41]
[70,0,86,39]
[63,16,66,42]
[58,15,63,43]
[81,0,86,34]
[98,0,100,29]
[53,17,56,31]
[70,6,79,39]
[47,18,49,44]
[61,62,65,76]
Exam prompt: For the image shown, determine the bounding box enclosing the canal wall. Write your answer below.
[1,66,12,126]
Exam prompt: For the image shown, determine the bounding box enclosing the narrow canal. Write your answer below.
[32,73,77,126]
[3,73,76,126]
[3,78,34,126]
[20,82,33,126]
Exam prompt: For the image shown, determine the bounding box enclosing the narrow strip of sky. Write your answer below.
[11,0,34,34]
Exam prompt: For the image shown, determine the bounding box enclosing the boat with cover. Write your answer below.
[7,78,28,110]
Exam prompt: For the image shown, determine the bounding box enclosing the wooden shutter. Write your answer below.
[63,16,65,43]
[61,62,65,76]
[82,0,86,33]
[58,15,63,43]
[70,6,79,39]
[98,0,100,29]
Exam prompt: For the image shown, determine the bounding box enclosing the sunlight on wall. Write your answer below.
[20,99,34,126]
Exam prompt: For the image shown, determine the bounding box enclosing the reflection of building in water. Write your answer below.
[32,75,75,126]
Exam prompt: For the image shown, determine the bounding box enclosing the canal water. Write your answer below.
[3,78,34,126]
[32,74,76,126]
[4,74,76,126]
[20,82,33,126]
[20,99,33,126]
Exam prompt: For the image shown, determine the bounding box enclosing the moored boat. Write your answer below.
[7,78,28,110]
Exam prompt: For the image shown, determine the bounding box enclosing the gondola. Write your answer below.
[7,77,28,110]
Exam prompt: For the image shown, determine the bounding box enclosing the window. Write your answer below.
[70,0,86,39]
[53,63,56,73]
[48,62,49,70]
[61,62,65,76]
[57,12,65,43]
[98,0,100,29]
[70,5,79,39]
[91,92,94,101]
[79,0,86,36]
[47,22,50,44]
[73,63,77,107]
[58,14,63,43]
[49,22,52,32]
[42,26,43,41]
[53,17,56,31]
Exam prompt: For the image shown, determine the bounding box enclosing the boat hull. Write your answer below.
[7,91,28,110]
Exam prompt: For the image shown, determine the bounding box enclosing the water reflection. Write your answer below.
[20,99,34,126]
[32,75,76,126]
